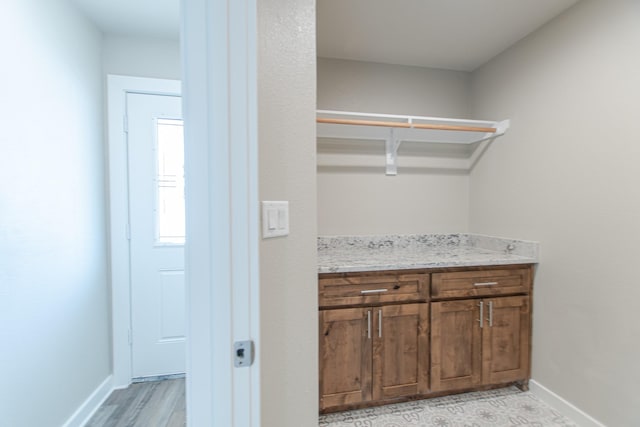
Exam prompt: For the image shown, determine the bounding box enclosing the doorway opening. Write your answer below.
[107,76,184,388]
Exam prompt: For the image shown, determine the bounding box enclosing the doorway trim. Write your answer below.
[182,0,261,425]
[107,75,182,388]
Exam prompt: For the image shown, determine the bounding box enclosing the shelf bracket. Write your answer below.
[385,128,402,176]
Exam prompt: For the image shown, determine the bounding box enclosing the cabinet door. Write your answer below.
[431,300,482,392]
[372,303,429,401]
[319,308,372,410]
[482,296,530,385]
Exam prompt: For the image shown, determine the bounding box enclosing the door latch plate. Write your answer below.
[234,340,255,368]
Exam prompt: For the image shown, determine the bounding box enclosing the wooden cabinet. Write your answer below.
[373,304,429,401]
[430,267,532,393]
[430,299,482,391]
[319,272,429,307]
[319,271,430,410]
[319,264,533,413]
[319,308,372,409]
[431,268,531,300]
[319,303,429,411]
[430,295,530,392]
[482,296,531,386]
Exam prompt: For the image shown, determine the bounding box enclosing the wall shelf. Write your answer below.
[317,110,510,175]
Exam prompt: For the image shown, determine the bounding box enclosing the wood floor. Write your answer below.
[86,378,185,427]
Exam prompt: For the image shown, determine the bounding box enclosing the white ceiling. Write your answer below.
[318,0,579,71]
[71,0,579,71]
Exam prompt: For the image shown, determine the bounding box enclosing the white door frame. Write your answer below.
[108,0,260,423]
[182,0,260,426]
[107,75,182,388]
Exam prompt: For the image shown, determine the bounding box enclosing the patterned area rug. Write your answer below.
[319,387,577,427]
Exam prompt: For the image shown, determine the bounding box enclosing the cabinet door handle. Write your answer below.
[378,309,382,338]
[488,301,493,327]
[360,289,388,294]
[478,301,484,328]
[367,310,371,339]
[474,281,498,287]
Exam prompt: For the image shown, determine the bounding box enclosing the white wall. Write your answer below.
[258,1,318,425]
[470,1,640,425]
[0,1,109,426]
[103,34,180,80]
[317,58,471,235]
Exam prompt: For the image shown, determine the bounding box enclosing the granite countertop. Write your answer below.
[317,234,539,274]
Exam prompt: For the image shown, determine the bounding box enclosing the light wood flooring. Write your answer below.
[86,378,185,427]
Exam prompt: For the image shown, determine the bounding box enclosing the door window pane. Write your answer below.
[156,118,185,245]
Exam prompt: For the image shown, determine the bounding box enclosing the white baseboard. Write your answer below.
[62,375,114,427]
[530,379,606,427]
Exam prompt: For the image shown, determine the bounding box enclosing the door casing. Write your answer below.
[107,75,182,388]
[181,0,261,425]
[108,2,261,425]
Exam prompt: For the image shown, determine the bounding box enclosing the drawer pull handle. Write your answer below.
[360,289,388,294]
[474,281,498,287]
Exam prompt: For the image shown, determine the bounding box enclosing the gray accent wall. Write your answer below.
[317,58,473,236]
[470,1,640,425]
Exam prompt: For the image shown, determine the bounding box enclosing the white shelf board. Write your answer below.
[316,110,509,174]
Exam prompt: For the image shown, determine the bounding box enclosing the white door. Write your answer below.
[127,92,185,379]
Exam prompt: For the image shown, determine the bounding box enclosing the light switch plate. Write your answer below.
[261,201,289,238]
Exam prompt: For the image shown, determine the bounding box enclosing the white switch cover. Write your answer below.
[262,201,289,238]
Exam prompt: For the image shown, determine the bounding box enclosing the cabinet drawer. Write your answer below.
[319,273,429,307]
[431,267,531,299]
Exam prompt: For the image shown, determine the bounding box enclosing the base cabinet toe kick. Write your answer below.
[319,264,533,413]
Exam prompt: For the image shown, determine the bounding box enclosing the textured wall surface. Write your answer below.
[470,1,640,425]
[258,0,319,425]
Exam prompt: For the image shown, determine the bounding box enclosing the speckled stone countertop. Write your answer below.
[317,234,539,274]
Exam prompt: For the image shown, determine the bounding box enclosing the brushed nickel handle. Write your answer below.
[378,309,382,338]
[478,301,484,329]
[367,310,371,339]
[474,281,498,287]
[488,301,493,327]
[360,289,389,294]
